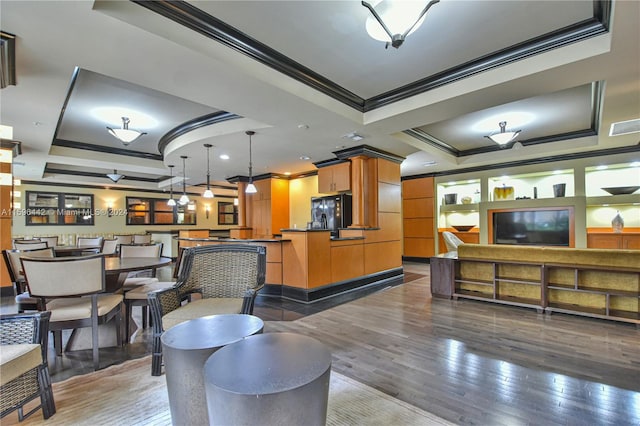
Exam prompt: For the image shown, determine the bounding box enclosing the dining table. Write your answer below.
[104,256,173,293]
[53,245,101,256]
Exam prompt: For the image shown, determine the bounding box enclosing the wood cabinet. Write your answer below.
[248,178,289,238]
[402,177,435,259]
[318,162,350,193]
[587,233,640,249]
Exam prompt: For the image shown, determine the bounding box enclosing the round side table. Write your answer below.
[161,314,264,426]
[204,332,332,426]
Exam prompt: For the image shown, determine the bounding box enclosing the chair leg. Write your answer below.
[38,365,56,419]
[91,296,99,371]
[125,300,131,344]
[115,303,122,346]
[141,305,148,329]
[53,331,63,356]
[151,331,163,376]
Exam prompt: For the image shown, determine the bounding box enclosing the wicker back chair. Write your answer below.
[147,244,266,376]
[0,311,56,421]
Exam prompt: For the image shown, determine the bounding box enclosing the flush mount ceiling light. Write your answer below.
[167,164,176,206]
[106,117,147,145]
[362,0,440,49]
[178,156,190,205]
[486,121,521,145]
[245,131,257,194]
[203,144,214,198]
[106,169,124,183]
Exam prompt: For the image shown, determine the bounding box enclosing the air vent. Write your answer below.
[609,118,640,136]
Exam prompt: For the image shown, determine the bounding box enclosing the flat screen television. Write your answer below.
[492,208,571,246]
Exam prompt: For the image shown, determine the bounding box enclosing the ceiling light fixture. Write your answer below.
[106,117,147,145]
[486,121,521,145]
[362,0,440,49]
[167,165,176,206]
[245,131,257,194]
[106,169,124,183]
[203,144,214,198]
[178,156,190,205]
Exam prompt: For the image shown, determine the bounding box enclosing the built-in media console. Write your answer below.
[488,206,575,247]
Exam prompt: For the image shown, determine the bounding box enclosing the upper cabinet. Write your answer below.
[318,162,351,193]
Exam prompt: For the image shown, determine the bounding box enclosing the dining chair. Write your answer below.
[76,236,104,247]
[113,234,133,247]
[148,244,266,375]
[133,234,152,244]
[119,243,165,333]
[21,254,124,371]
[120,243,164,285]
[0,311,56,421]
[2,248,55,312]
[100,239,119,256]
[13,241,48,251]
[12,238,40,249]
[37,236,59,248]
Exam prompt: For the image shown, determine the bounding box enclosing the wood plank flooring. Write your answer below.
[1,262,638,425]
[266,262,640,425]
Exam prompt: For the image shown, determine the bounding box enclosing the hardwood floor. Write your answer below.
[2,262,639,425]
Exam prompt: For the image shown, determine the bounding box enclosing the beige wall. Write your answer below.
[12,183,238,239]
[288,175,322,229]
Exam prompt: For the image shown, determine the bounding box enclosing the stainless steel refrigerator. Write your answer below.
[310,194,352,237]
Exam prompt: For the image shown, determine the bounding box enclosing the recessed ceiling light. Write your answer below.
[300,155,310,161]
[298,124,309,129]
[342,132,364,141]
[596,165,608,170]
[219,154,230,160]
[552,170,563,175]
[447,181,455,185]
[284,172,291,176]
[630,161,640,167]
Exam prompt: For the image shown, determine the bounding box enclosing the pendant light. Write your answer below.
[106,117,147,145]
[178,156,190,205]
[203,143,214,198]
[486,121,521,145]
[167,165,176,206]
[245,131,257,194]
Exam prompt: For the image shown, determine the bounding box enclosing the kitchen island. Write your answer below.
[177,228,403,302]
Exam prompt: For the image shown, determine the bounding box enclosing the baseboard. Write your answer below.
[402,256,431,263]
[277,268,404,304]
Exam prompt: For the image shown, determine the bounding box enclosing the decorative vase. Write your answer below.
[611,211,624,233]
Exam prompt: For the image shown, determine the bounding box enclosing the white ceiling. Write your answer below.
[1,0,639,195]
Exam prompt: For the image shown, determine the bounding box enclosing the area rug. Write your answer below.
[3,356,453,426]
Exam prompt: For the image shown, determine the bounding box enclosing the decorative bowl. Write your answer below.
[601,186,640,196]
[452,225,475,232]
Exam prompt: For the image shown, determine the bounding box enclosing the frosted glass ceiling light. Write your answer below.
[245,131,257,194]
[363,0,440,49]
[203,144,214,198]
[486,121,521,145]
[167,165,176,206]
[178,156,190,205]
[106,117,147,145]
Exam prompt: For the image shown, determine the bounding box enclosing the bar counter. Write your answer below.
[176,228,403,303]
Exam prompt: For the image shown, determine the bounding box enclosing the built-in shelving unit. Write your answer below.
[432,160,639,250]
